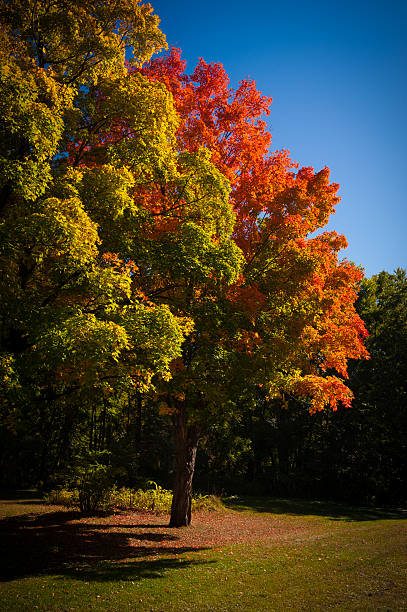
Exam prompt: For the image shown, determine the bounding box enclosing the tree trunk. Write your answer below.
[169,406,200,527]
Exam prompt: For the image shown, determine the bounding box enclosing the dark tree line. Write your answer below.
[2,269,406,505]
[195,269,407,504]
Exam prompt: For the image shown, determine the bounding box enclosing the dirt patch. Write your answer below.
[79,509,323,548]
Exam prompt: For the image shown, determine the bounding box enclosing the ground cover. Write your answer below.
[1,493,406,610]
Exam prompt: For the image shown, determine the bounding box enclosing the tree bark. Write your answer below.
[169,405,200,527]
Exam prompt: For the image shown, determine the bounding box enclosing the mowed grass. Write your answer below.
[1,493,406,611]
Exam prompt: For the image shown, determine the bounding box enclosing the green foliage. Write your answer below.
[111,482,173,513]
[191,493,224,512]
[65,450,116,514]
[43,488,77,508]
[0,0,166,82]
[45,480,223,514]
[346,269,407,500]
[0,0,190,459]
[0,56,73,200]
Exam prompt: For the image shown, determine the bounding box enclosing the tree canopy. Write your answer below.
[0,1,190,416]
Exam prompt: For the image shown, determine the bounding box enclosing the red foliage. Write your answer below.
[139,48,369,411]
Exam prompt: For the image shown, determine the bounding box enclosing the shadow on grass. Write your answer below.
[223,496,407,522]
[64,556,213,583]
[0,510,209,583]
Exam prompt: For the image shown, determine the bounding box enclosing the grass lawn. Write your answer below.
[1,492,406,610]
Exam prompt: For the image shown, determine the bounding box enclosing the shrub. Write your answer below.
[65,450,116,514]
[76,463,114,514]
[44,488,78,507]
[45,478,224,515]
[110,481,173,513]
[109,485,224,513]
[192,494,224,512]
[45,451,115,514]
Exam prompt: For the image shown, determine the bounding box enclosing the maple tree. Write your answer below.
[131,49,369,526]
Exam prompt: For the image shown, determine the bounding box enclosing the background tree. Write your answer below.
[344,269,407,501]
[194,269,407,505]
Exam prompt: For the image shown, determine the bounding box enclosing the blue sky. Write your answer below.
[150,0,406,278]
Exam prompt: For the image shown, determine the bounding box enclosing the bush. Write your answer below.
[45,479,224,515]
[49,450,116,514]
[44,488,78,507]
[109,485,224,513]
[110,481,173,513]
[192,493,224,512]
[76,464,114,514]
[73,452,117,513]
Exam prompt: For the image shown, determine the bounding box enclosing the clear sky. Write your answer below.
[149,0,406,278]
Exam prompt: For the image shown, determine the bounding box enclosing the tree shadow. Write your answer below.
[63,556,212,583]
[0,510,210,583]
[223,496,407,522]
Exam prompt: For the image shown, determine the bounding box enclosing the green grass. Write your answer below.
[1,493,406,610]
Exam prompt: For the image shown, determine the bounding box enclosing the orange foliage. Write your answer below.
[130,49,369,411]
